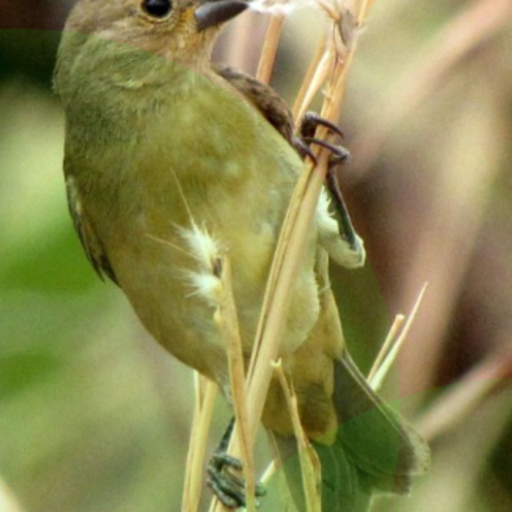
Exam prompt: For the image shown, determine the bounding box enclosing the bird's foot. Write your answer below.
[207,420,266,509]
[296,114,365,263]
[207,453,266,509]
[294,111,350,168]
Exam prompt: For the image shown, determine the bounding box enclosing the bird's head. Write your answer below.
[59,0,248,69]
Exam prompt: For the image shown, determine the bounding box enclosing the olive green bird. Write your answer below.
[54,0,429,510]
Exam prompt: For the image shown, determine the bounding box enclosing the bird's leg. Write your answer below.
[207,418,266,509]
[295,112,361,254]
[325,165,360,252]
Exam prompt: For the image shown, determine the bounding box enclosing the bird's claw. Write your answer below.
[207,452,266,509]
[294,111,350,167]
[300,111,345,140]
[295,114,362,257]
[301,136,350,167]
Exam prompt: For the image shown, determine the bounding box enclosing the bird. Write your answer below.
[54,0,430,510]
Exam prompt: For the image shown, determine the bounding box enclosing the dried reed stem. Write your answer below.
[367,314,405,384]
[397,83,502,397]
[226,0,376,484]
[291,35,328,120]
[256,14,286,83]
[354,0,512,172]
[182,377,218,512]
[208,2,378,510]
[370,283,428,391]
[418,349,512,441]
[275,360,322,512]
[216,256,256,512]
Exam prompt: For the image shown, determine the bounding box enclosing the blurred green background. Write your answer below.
[1,1,512,511]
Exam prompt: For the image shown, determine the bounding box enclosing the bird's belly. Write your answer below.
[88,78,321,390]
[103,175,321,391]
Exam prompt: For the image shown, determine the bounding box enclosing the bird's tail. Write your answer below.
[275,353,430,512]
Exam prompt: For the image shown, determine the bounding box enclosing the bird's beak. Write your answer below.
[195,0,248,31]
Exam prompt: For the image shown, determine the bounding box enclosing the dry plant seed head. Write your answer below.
[249,0,298,16]
[178,223,225,305]
[248,0,360,29]
[178,222,224,272]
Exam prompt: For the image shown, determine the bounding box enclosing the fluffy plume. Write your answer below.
[248,0,304,15]
[178,223,224,305]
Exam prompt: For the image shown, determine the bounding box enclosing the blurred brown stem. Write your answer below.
[418,348,512,441]
[353,0,512,172]
[256,14,285,83]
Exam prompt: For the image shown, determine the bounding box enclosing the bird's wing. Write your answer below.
[215,64,366,269]
[213,64,296,145]
[65,175,118,284]
[309,246,429,498]
[331,352,431,494]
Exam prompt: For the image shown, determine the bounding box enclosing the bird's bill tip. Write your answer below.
[195,0,248,31]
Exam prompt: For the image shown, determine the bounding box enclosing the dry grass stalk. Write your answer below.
[367,314,405,384]
[256,14,286,83]
[274,360,322,512]
[369,283,429,391]
[184,0,511,508]
[197,2,379,510]
[215,255,257,512]
[292,38,331,123]
[183,377,218,512]
[396,84,503,398]
[354,0,512,172]
[418,349,512,442]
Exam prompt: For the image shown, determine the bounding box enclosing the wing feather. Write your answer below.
[65,175,118,284]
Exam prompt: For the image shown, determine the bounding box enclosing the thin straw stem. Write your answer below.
[256,15,286,83]
[210,2,379,510]
[370,283,428,392]
[367,314,405,384]
[182,377,218,512]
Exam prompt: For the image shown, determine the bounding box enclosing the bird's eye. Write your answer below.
[141,0,173,18]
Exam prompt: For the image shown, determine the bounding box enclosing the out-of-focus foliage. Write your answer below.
[0,42,200,512]
[0,22,202,512]
[1,0,512,511]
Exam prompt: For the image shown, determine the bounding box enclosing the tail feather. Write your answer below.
[332,353,430,494]
[274,353,429,511]
[312,441,373,512]
[275,435,372,512]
